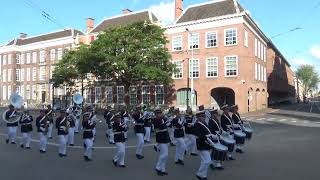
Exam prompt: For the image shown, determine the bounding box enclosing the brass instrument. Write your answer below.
[72,93,83,117]
[2,93,24,123]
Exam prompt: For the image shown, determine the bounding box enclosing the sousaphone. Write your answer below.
[2,93,24,123]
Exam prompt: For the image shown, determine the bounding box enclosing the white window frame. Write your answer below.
[257,64,261,81]
[39,50,46,64]
[8,85,12,98]
[264,46,267,62]
[258,41,261,59]
[95,87,102,104]
[254,38,258,57]
[142,85,150,105]
[105,86,113,104]
[39,66,46,81]
[172,36,183,51]
[26,68,31,81]
[2,86,6,100]
[7,69,12,82]
[3,55,7,65]
[32,85,37,100]
[16,54,21,64]
[172,60,183,79]
[32,67,37,81]
[3,69,7,82]
[129,86,138,105]
[116,86,125,104]
[205,31,218,48]
[188,33,199,50]
[264,67,267,82]
[50,66,55,79]
[244,30,248,47]
[21,68,25,81]
[189,59,200,78]
[50,49,56,61]
[26,53,31,64]
[155,85,165,105]
[58,48,63,60]
[32,52,37,63]
[26,85,31,100]
[255,62,258,80]
[21,53,25,64]
[206,57,218,78]
[8,54,12,64]
[16,69,21,81]
[224,28,237,46]
[224,55,238,77]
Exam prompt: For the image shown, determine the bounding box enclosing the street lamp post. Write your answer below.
[186,28,194,111]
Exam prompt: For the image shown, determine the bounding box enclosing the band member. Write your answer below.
[143,107,153,143]
[112,113,126,168]
[36,109,49,153]
[172,108,186,165]
[73,105,82,133]
[132,105,145,159]
[83,108,96,161]
[231,105,246,153]
[120,108,129,140]
[56,109,69,157]
[66,108,76,146]
[184,108,198,156]
[153,108,170,176]
[166,107,177,146]
[46,105,54,139]
[104,106,115,144]
[231,105,253,140]
[83,106,97,141]
[5,104,19,144]
[193,110,215,180]
[19,110,33,149]
[220,104,236,160]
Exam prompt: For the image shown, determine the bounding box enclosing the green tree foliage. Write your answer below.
[296,65,319,99]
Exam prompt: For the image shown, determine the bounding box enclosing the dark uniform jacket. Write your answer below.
[113,121,126,143]
[82,119,95,139]
[220,113,233,132]
[153,117,170,144]
[143,111,153,127]
[36,115,48,133]
[132,111,145,134]
[184,115,194,135]
[56,117,68,135]
[193,122,212,151]
[104,110,114,129]
[208,117,220,135]
[232,113,243,125]
[67,115,75,128]
[172,115,185,138]
[45,109,54,124]
[5,110,19,127]
[19,115,33,133]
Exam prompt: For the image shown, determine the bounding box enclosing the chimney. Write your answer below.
[86,18,95,33]
[122,8,132,15]
[19,33,27,39]
[175,0,183,21]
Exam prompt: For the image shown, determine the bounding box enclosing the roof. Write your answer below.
[6,29,83,46]
[91,10,158,33]
[176,0,244,23]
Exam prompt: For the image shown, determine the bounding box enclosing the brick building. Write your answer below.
[0,29,83,108]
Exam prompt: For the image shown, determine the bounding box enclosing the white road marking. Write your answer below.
[257,118,266,121]
[279,119,287,122]
[268,118,276,121]
[291,120,297,123]
[302,120,309,124]
[315,122,320,124]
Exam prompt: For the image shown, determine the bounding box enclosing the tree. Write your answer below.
[296,65,319,100]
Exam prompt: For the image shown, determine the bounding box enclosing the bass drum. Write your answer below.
[212,143,228,161]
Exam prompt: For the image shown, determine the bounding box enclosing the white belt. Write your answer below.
[84,129,93,132]
[155,129,168,133]
[135,123,144,126]
[113,131,124,135]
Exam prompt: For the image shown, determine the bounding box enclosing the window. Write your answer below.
[8,54,12,64]
[85,88,92,103]
[258,41,261,59]
[264,46,267,62]
[260,44,264,60]
[16,69,21,81]
[26,85,31,100]
[95,87,101,103]
[173,60,183,79]
[225,28,237,46]
[16,86,21,95]
[264,67,267,82]
[2,86,6,100]
[257,64,261,80]
[20,85,25,98]
[206,32,218,48]
[189,59,199,78]
[155,85,164,105]
[105,86,113,104]
[7,69,12,82]
[142,85,150,104]
[32,67,37,81]
[32,52,37,63]
[255,63,258,80]
[32,85,37,100]
[244,31,248,47]
[39,66,46,81]
[21,69,25,81]
[189,33,199,49]
[2,69,6,82]
[225,56,238,77]
[260,65,264,81]
[16,54,21,64]
[40,50,46,63]
[8,85,12,98]
[172,36,182,51]
[21,53,25,64]
[26,53,31,64]
[206,57,218,77]
[3,55,7,65]
[50,66,55,79]
[50,49,56,61]
[116,86,124,104]
[129,86,138,105]
[58,48,63,60]
[26,68,31,81]
[255,38,258,57]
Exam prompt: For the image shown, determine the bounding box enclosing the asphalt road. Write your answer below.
[275,101,320,114]
[0,111,320,180]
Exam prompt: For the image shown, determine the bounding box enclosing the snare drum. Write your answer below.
[234,130,246,144]
[212,143,228,161]
[242,126,253,140]
[220,134,235,152]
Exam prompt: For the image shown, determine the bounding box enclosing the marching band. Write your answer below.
[2,93,254,180]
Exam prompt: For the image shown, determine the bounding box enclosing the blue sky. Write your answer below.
[1,0,319,72]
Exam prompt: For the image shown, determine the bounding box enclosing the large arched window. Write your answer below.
[176,88,197,107]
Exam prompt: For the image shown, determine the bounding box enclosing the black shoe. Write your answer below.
[216,166,224,170]
[162,171,168,175]
[11,142,16,144]
[59,153,64,157]
[190,153,198,156]
[40,150,46,154]
[210,164,215,170]
[236,148,244,154]
[175,159,184,165]
[170,142,176,146]
[144,140,151,143]
[6,139,9,144]
[228,156,236,160]
[119,165,126,168]
[112,160,117,167]
[155,169,164,176]
[25,147,31,149]
[153,145,158,152]
[196,175,208,180]
[136,154,144,159]
[109,142,115,145]
[84,156,92,161]
[20,144,24,148]
[69,144,74,146]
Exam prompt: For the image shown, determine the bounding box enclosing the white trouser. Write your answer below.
[39,132,47,151]
[58,135,67,155]
[75,119,80,133]
[7,126,17,143]
[114,142,125,166]
[185,134,197,154]
[236,144,243,150]
[175,137,186,161]
[136,133,144,155]
[68,127,75,145]
[47,123,53,138]
[93,128,96,141]
[144,127,151,142]
[197,150,211,178]
[84,138,93,159]
[21,132,32,147]
[156,143,169,172]
[108,129,114,143]
[168,128,177,144]
[124,131,128,139]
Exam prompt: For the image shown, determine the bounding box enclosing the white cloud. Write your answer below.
[149,0,175,25]
[310,45,320,59]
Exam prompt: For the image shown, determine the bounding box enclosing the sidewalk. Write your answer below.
[268,109,320,121]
